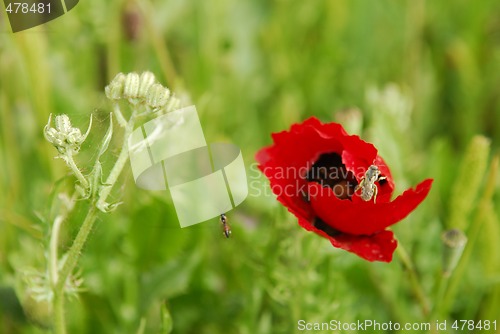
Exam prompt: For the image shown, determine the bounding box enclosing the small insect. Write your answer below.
[355,165,386,203]
[220,213,231,238]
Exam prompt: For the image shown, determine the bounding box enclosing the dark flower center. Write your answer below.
[313,217,341,237]
[306,152,358,200]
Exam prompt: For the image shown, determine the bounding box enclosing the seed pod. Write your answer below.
[442,228,467,277]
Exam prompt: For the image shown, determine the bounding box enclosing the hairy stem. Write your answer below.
[52,111,136,333]
[54,205,98,293]
[52,205,97,333]
[65,154,89,190]
[98,115,135,202]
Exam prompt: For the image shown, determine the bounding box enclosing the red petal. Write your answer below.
[298,217,397,262]
[267,117,345,169]
[308,179,433,235]
[329,230,398,262]
[372,155,395,202]
[340,137,377,174]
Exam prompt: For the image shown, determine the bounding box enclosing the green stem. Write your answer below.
[396,243,430,317]
[368,266,407,323]
[136,317,147,334]
[65,154,89,190]
[113,103,128,128]
[53,292,66,334]
[430,274,449,321]
[54,205,98,293]
[52,114,136,333]
[52,206,97,333]
[99,117,135,201]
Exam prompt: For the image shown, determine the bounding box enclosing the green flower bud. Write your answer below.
[105,73,126,100]
[146,83,171,109]
[54,114,72,133]
[123,72,141,100]
[44,114,92,155]
[138,71,156,98]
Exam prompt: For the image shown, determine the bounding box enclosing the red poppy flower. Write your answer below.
[255,117,433,262]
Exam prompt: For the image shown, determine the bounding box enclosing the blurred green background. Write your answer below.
[1,0,500,333]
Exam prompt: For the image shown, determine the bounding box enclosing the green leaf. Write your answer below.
[96,113,114,159]
[160,303,173,334]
